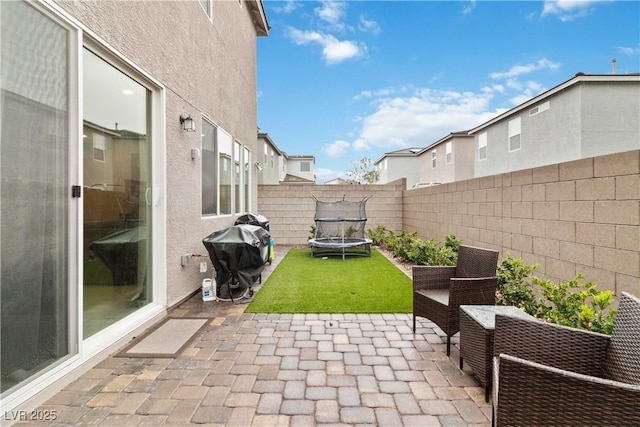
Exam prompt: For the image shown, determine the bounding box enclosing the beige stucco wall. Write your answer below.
[257,179,406,246]
[57,0,262,305]
[404,150,640,297]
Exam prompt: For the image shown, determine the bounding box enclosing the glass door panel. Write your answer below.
[1,1,71,394]
[82,48,151,338]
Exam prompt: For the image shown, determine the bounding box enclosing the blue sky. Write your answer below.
[256,0,640,183]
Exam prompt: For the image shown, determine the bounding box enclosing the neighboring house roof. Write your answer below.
[247,1,270,36]
[325,178,350,185]
[281,174,315,183]
[258,132,285,157]
[418,131,472,154]
[469,73,640,134]
[287,154,315,161]
[374,147,423,165]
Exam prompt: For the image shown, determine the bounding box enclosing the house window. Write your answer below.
[478,133,487,160]
[199,0,211,17]
[93,133,106,161]
[270,148,274,168]
[509,117,521,152]
[218,128,232,215]
[300,161,310,172]
[445,142,452,164]
[202,118,218,215]
[431,150,437,168]
[234,141,242,214]
[243,147,250,211]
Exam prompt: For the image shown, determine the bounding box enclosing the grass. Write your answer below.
[245,248,412,313]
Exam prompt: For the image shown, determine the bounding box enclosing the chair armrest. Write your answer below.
[494,314,610,377]
[494,353,640,427]
[412,266,456,291]
[448,276,497,306]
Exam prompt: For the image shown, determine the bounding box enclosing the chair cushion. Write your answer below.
[416,288,450,306]
[604,292,640,385]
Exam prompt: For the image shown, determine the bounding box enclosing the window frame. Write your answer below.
[508,117,521,152]
[445,141,452,164]
[431,150,437,168]
[478,132,487,161]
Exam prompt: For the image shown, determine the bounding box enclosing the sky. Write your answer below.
[256,0,640,183]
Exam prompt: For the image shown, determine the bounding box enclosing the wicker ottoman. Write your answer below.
[459,305,534,402]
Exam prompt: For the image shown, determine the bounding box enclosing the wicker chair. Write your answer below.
[492,292,640,426]
[412,245,499,356]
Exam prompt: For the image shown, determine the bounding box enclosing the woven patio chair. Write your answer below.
[492,291,640,426]
[412,245,499,356]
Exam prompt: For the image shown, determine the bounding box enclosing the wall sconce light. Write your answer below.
[180,114,196,132]
[255,162,263,172]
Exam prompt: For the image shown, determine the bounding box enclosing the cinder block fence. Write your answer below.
[259,150,640,297]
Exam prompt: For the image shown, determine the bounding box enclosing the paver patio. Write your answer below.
[12,249,491,426]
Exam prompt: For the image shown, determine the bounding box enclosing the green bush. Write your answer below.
[407,239,457,266]
[366,225,388,247]
[496,255,540,313]
[532,275,617,335]
[496,255,617,334]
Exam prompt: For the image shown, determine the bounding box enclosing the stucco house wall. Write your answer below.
[417,134,475,185]
[473,75,640,178]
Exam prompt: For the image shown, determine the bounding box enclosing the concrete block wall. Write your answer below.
[257,179,406,245]
[403,150,640,297]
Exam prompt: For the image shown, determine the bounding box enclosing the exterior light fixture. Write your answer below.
[180,114,196,132]
[255,162,263,171]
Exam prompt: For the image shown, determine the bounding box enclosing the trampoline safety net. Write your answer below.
[308,196,372,260]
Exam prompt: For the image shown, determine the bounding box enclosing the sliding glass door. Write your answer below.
[82,48,152,338]
[1,0,72,394]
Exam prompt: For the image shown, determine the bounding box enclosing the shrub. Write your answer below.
[532,275,617,335]
[407,239,457,266]
[366,225,388,247]
[496,255,540,313]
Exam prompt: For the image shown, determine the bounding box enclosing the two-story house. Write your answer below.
[1,0,268,412]
[258,132,316,184]
[375,148,422,189]
[416,132,475,186]
[471,73,640,177]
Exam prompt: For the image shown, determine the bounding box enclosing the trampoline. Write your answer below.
[308,196,372,260]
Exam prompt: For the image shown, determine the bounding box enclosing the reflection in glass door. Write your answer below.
[82,48,152,338]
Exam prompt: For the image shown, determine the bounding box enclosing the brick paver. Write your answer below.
[12,250,491,426]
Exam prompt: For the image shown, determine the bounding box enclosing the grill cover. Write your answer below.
[202,224,270,289]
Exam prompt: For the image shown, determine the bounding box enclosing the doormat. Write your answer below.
[116,317,209,358]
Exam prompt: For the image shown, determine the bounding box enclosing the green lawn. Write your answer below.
[245,248,412,313]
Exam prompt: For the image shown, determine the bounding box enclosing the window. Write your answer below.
[431,150,437,168]
[234,141,242,214]
[218,128,232,215]
[509,117,521,152]
[300,161,311,172]
[199,0,211,17]
[478,133,487,160]
[445,142,452,164]
[243,147,250,211]
[93,133,106,161]
[270,148,274,168]
[202,118,218,215]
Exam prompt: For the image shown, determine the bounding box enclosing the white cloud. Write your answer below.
[358,15,381,35]
[616,46,640,56]
[287,27,365,64]
[541,0,609,21]
[462,0,476,16]
[316,167,345,182]
[490,59,560,79]
[350,88,505,151]
[315,0,346,25]
[324,140,351,158]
